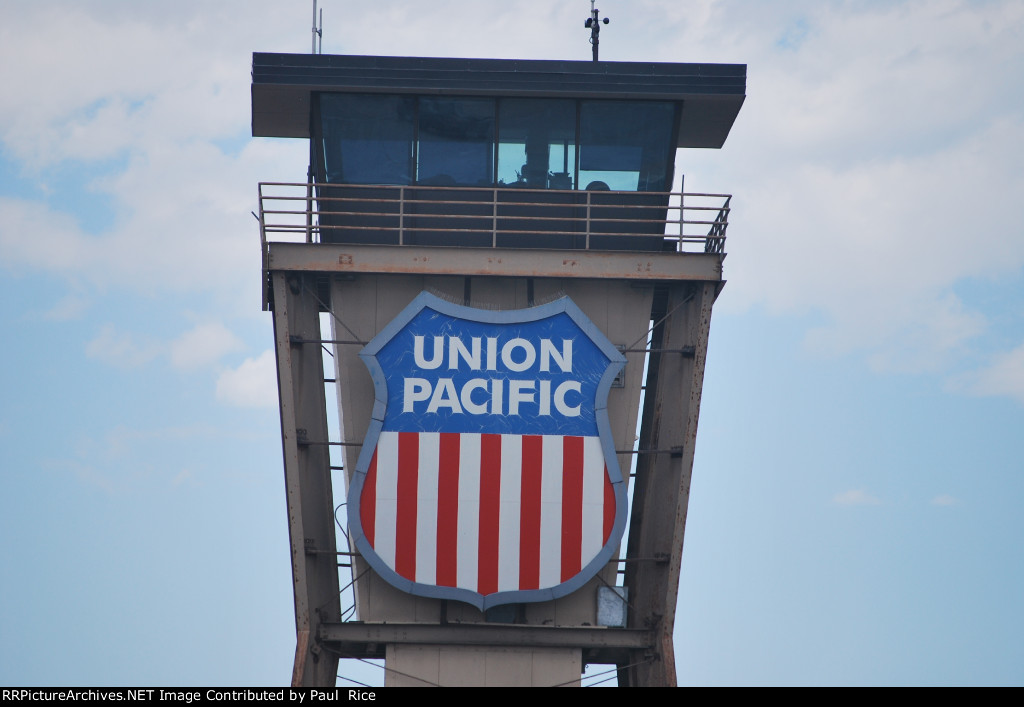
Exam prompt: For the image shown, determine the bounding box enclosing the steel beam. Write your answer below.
[268,242,724,282]
[319,622,653,665]
[621,282,717,686]
[271,272,342,687]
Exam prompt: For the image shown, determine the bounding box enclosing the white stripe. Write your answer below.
[538,434,563,588]
[415,432,439,586]
[497,434,522,592]
[373,431,399,569]
[580,435,606,566]
[456,433,481,592]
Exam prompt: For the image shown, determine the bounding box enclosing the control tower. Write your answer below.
[253,52,745,687]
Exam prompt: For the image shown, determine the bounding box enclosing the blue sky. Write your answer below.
[1,0,1022,687]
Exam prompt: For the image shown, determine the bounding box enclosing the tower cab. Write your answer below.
[253,50,747,688]
[252,53,744,251]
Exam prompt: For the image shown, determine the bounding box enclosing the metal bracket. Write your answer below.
[613,345,626,388]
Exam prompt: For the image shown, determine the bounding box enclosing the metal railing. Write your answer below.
[703,195,730,254]
[258,181,730,252]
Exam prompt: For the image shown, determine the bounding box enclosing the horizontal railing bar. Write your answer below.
[260,180,729,197]
[264,213,693,227]
[269,194,729,210]
[266,223,724,238]
[266,223,723,240]
[270,181,724,195]
[282,199,694,213]
[264,209,723,225]
[264,199,726,214]
[266,225,722,239]
[264,214,723,230]
[263,206,684,219]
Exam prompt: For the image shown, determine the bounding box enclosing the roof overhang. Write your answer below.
[252,53,746,148]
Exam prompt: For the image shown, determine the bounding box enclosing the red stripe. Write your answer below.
[603,465,614,544]
[561,436,584,581]
[436,432,461,587]
[478,433,502,595]
[519,435,543,591]
[395,432,418,581]
[361,450,378,547]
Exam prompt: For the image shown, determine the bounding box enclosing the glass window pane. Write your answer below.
[579,101,675,191]
[319,94,414,185]
[497,99,576,189]
[417,98,495,186]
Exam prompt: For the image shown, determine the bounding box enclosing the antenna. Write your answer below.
[584,0,610,62]
[312,0,323,54]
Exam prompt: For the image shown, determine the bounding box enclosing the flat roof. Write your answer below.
[252,53,746,149]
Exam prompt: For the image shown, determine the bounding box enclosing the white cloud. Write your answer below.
[59,460,116,495]
[930,494,959,507]
[42,292,90,321]
[0,197,95,274]
[216,350,278,408]
[956,343,1024,404]
[0,137,306,316]
[169,322,244,370]
[1,1,1023,393]
[0,2,307,317]
[85,324,160,368]
[83,319,253,375]
[716,112,1024,371]
[172,468,197,487]
[0,2,305,165]
[680,2,1024,379]
[833,489,882,506]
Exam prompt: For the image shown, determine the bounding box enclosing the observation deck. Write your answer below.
[258,182,731,308]
[253,52,744,308]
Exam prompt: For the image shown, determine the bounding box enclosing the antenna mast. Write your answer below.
[584,1,610,62]
[312,1,323,54]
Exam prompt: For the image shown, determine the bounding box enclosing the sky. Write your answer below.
[1,0,1022,687]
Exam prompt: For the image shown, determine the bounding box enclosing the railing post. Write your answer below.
[679,191,685,251]
[585,191,592,250]
[492,188,498,248]
[259,183,269,310]
[305,174,313,244]
[399,186,405,246]
[719,195,731,251]
[258,182,265,248]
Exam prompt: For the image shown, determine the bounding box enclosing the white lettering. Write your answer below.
[460,378,489,414]
[426,378,462,413]
[486,337,499,371]
[490,378,504,414]
[449,337,481,370]
[501,338,536,372]
[540,339,572,373]
[414,336,444,369]
[403,378,431,412]
[508,380,536,415]
[404,377,585,416]
[554,380,582,416]
[538,380,551,415]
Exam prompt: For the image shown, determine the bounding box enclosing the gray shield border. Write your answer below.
[347,291,628,611]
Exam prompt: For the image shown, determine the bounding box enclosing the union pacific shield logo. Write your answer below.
[348,291,627,610]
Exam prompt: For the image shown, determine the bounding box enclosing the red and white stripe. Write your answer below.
[360,431,616,596]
